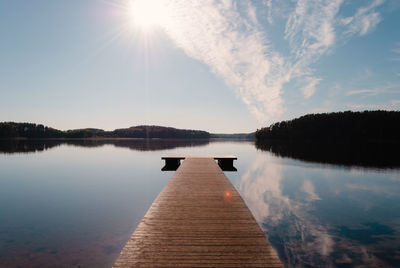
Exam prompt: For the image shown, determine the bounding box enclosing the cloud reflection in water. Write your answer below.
[236,153,400,267]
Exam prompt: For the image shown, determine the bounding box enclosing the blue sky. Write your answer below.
[1,0,399,133]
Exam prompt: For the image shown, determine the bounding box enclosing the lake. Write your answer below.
[1,139,399,267]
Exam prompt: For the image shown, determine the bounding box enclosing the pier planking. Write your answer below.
[114,157,283,267]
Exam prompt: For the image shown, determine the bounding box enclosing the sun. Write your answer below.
[128,0,169,32]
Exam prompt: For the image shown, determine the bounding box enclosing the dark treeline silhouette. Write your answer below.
[0,123,210,139]
[0,139,210,154]
[0,122,64,138]
[255,110,400,142]
[256,140,400,168]
[255,110,400,168]
[113,125,210,139]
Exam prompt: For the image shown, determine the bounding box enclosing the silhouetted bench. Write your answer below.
[162,155,237,171]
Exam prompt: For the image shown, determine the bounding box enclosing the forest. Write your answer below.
[255,110,400,142]
[0,123,210,139]
[113,125,210,139]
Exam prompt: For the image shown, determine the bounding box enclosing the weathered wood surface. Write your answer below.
[114,157,283,267]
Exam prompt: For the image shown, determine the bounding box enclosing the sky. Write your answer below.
[0,0,399,133]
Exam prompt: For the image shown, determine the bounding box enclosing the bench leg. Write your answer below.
[217,159,237,171]
[162,159,181,171]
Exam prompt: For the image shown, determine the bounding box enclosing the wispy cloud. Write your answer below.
[265,0,273,24]
[392,42,400,61]
[345,83,400,96]
[285,0,342,68]
[342,0,385,37]
[346,89,382,96]
[301,77,322,98]
[283,0,344,99]
[348,99,400,110]
[153,0,386,124]
[160,0,288,122]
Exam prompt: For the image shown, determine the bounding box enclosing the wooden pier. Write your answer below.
[114,156,283,267]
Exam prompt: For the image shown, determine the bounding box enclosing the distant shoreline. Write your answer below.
[0,122,254,140]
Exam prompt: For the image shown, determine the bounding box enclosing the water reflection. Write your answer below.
[237,154,335,266]
[0,143,174,267]
[237,153,400,267]
[0,139,210,154]
[256,140,400,169]
[1,140,400,267]
[0,140,246,267]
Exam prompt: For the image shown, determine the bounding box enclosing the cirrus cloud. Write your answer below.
[151,0,386,124]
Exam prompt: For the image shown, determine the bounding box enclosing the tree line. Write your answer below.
[255,110,400,142]
[0,123,210,139]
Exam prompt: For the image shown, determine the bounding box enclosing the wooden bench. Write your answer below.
[162,155,237,171]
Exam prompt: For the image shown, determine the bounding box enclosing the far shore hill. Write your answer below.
[0,123,254,140]
[2,110,399,142]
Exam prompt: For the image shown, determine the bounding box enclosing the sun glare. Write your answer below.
[129,0,169,32]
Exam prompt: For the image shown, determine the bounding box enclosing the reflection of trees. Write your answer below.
[256,140,400,169]
[0,139,63,154]
[0,139,210,154]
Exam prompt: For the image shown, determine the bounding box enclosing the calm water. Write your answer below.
[0,139,399,267]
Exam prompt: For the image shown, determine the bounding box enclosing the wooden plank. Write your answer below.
[114,157,283,267]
